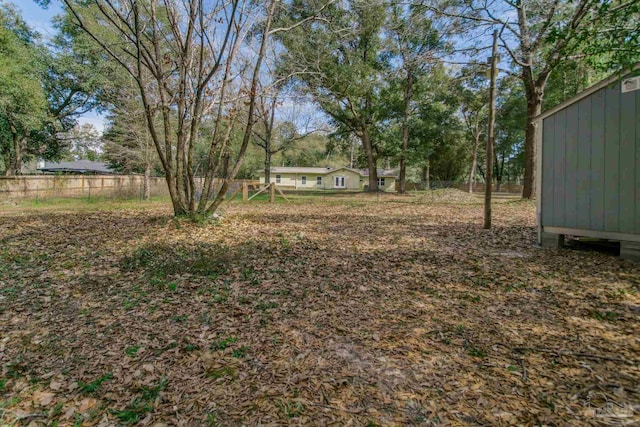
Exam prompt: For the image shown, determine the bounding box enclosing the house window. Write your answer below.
[378,178,385,187]
[316,176,322,185]
[301,176,307,185]
[276,174,281,184]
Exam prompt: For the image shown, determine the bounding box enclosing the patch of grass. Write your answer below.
[461,293,481,303]
[50,401,64,417]
[241,267,255,280]
[591,310,618,321]
[79,372,113,394]
[123,297,139,310]
[112,377,168,425]
[505,282,525,292]
[607,287,633,300]
[122,243,230,279]
[155,342,178,355]
[206,412,218,426]
[538,393,555,410]
[466,346,487,359]
[231,346,249,358]
[125,345,141,357]
[184,343,200,352]
[206,366,236,379]
[0,396,20,408]
[171,314,188,322]
[278,400,305,418]
[256,301,278,311]
[210,337,237,351]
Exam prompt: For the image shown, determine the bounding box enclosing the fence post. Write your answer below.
[242,182,248,201]
[269,182,275,203]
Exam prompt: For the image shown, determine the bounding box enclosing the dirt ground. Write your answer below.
[1,194,639,426]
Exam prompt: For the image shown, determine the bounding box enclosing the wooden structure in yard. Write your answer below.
[243,182,290,203]
[535,64,640,261]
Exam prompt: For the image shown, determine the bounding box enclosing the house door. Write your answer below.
[334,176,345,188]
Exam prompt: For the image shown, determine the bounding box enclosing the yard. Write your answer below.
[1,193,639,426]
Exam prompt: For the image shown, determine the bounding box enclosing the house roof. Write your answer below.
[259,167,398,177]
[535,62,640,122]
[38,160,115,174]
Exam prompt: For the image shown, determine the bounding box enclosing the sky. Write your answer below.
[20,0,106,132]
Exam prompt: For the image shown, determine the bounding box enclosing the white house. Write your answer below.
[257,167,398,191]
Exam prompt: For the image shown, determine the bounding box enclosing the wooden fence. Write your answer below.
[0,175,260,201]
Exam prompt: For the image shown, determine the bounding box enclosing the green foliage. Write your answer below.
[277,1,389,185]
[0,3,47,173]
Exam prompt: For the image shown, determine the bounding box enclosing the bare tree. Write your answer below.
[61,0,278,216]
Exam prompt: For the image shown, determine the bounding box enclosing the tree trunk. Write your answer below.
[143,161,151,201]
[361,126,378,191]
[263,102,275,184]
[264,151,272,185]
[522,94,542,199]
[7,130,24,176]
[421,160,430,189]
[468,131,480,193]
[398,71,413,194]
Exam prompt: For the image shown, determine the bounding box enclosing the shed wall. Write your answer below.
[541,78,640,235]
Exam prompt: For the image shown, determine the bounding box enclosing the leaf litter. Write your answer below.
[0,197,639,426]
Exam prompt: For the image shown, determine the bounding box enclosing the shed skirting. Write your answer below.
[543,226,640,243]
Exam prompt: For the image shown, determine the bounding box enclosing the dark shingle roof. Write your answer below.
[38,160,114,174]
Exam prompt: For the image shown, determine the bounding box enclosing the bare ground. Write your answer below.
[1,196,639,426]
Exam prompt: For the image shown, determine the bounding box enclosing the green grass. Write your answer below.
[210,337,237,351]
[231,346,249,358]
[466,346,487,359]
[125,345,141,357]
[591,310,618,321]
[206,366,236,379]
[123,243,230,279]
[112,377,168,425]
[78,372,113,394]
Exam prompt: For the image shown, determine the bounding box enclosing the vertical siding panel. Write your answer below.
[590,89,606,231]
[565,103,579,228]
[576,97,591,229]
[553,109,566,226]
[619,87,636,233]
[604,83,620,232]
[542,116,555,225]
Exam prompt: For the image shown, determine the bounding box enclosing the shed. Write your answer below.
[535,63,640,261]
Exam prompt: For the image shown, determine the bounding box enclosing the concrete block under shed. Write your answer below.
[620,241,640,262]
[541,232,564,249]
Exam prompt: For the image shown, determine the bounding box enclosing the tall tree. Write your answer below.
[458,69,488,193]
[408,65,464,184]
[0,3,48,175]
[278,0,387,191]
[385,4,443,193]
